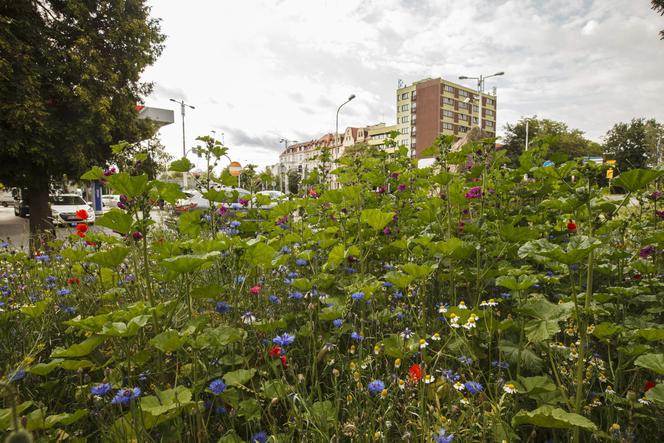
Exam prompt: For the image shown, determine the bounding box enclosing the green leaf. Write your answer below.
[153,181,186,204]
[150,330,186,353]
[645,384,664,405]
[402,263,435,280]
[384,271,414,289]
[360,208,395,230]
[161,252,220,274]
[178,211,202,237]
[262,380,291,399]
[0,401,33,430]
[80,166,104,180]
[245,243,276,268]
[613,168,661,192]
[95,209,133,235]
[519,236,601,265]
[44,409,87,428]
[223,368,256,386]
[169,157,194,172]
[512,406,597,431]
[515,375,557,395]
[290,278,312,292]
[106,173,149,199]
[100,315,150,337]
[310,400,336,429]
[496,275,539,291]
[29,359,65,376]
[140,386,193,417]
[87,246,130,268]
[21,298,52,318]
[201,188,233,202]
[634,353,664,375]
[237,399,261,421]
[51,336,105,358]
[637,328,664,341]
[192,326,245,350]
[593,322,622,341]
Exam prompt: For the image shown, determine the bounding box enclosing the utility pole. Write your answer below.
[169,98,195,188]
[459,72,504,136]
[279,138,297,194]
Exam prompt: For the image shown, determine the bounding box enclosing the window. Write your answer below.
[442,97,454,105]
[401,127,409,134]
[400,116,409,123]
[473,117,479,124]
[458,114,468,121]
[459,89,469,97]
[473,105,479,113]
[442,123,454,130]
[445,85,455,93]
[458,126,468,133]
[485,98,494,106]
[411,91,416,99]
[485,109,494,116]
[486,121,494,128]
[443,110,454,117]
[401,104,409,111]
[401,92,409,100]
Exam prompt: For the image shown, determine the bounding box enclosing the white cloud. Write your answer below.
[142,0,664,170]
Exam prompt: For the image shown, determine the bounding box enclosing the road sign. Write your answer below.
[607,169,614,179]
[229,161,242,177]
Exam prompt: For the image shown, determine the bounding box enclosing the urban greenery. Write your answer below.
[2,135,664,442]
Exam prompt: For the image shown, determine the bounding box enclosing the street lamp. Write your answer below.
[170,98,195,188]
[335,94,356,148]
[458,72,503,135]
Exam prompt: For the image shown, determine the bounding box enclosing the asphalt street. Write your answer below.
[0,207,169,250]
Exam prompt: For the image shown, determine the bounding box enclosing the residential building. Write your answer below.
[367,123,399,151]
[396,77,497,158]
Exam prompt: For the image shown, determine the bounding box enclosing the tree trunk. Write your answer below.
[27,177,54,255]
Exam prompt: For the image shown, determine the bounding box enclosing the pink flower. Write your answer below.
[383,226,391,235]
[375,186,387,194]
[218,206,228,216]
[464,186,482,199]
[250,285,261,295]
[398,184,407,192]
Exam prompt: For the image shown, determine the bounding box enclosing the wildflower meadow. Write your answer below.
[2,136,664,442]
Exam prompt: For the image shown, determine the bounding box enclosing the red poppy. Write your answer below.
[76,223,88,233]
[645,380,656,392]
[75,231,86,238]
[85,240,96,246]
[75,209,89,220]
[250,285,261,295]
[280,355,288,368]
[308,188,318,198]
[269,346,283,358]
[567,220,577,233]
[67,277,80,285]
[408,363,423,382]
[633,274,642,281]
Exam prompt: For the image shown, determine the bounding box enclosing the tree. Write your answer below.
[112,135,173,180]
[0,1,164,248]
[502,117,601,164]
[287,169,301,194]
[258,168,275,190]
[603,118,663,172]
[654,0,664,39]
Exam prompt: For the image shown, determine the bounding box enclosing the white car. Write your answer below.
[174,187,253,213]
[253,190,285,209]
[102,194,121,210]
[50,194,95,226]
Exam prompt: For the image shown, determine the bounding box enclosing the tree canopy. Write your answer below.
[654,0,664,39]
[501,117,601,164]
[603,118,663,172]
[0,0,164,240]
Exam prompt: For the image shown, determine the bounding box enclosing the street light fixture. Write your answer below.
[335,94,356,147]
[169,98,195,188]
[279,138,298,194]
[458,72,504,135]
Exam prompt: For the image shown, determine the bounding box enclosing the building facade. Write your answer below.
[396,78,497,158]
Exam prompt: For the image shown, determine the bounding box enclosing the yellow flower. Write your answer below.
[380,388,388,398]
[394,358,402,368]
[610,423,620,431]
[350,362,357,370]
[503,383,517,394]
[346,394,353,402]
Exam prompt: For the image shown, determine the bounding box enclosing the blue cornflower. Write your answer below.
[280,246,291,254]
[216,301,230,314]
[61,306,76,315]
[268,295,281,304]
[351,331,364,342]
[111,387,141,405]
[393,292,403,299]
[8,369,26,382]
[344,267,357,274]
[499,292,511,299]
[491,360,509,369]
[434,427,454,443]
[231,203,242,210]
[56,288,70,296]
[464,381,483,395]
[295,258,307,266]
[35,255,50,262]
[287,272,299,278]
[442,369,460,382]
[46,276,57,283]
[383,281,394,288]
[367,380,385,394]
[0,241,8,248]
[289,291,304,300]
[332,319,343,328]
[458,356,473,365]
[91,383,112,396]
[208,379,227,395]
[138,371,149,382]
[235,275,246,284]
[215,406,227,415]
[251,431,268,443]
[230,220,241,227]
[383,264,395,269]
[272,333,295,347]
[351,291,364,301]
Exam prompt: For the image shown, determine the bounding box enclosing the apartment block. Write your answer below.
[396,78,497,158]
[367,123,399,152]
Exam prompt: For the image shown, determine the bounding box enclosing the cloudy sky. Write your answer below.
[142,0,664,170]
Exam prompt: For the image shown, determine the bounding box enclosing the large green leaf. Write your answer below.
[87,246,130,268]
[646,384,664,405]
[519,296,573,342]
[360,209,395,230]
[51,336,105,358]
[634,353,664,375]
[100,315,151,337]
[169,157,194,172]
[192,326,245,350]
[245,243,276,268]
[150,330,186,353]
[95,209,133,235]
[80,166,104,180]
[161,252,220,274]
[223,368,256,386]
[496,275,539,291]
[106,173,149,198]
[512,406,597,431]
[153,181,186,204]
[178,211,202,237]
[519,236,600,265]
[613,168,661,192]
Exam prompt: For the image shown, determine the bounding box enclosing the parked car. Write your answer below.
[102,194,121,210]
[0,189,13,207]
[174,187,253,213]
[252,190,286,209]
[50,194,95,226]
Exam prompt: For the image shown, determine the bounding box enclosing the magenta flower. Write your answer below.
[383,226,391,235]
[640,245,655,258]
[218,206,228,216]
[465,186,482,199]
[375,186,387,194]
[398,184,407,192]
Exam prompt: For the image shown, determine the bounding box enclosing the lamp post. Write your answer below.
[458,72,503,135]
[170,98,195,188]
[335,94,356,150]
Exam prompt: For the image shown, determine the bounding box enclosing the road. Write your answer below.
[0,207,170,251]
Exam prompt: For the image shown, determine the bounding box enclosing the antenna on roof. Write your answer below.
[398,79,405,89]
